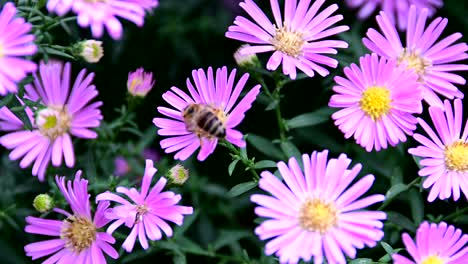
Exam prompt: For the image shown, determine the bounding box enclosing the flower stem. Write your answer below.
[221,140,260,181]
[444,206,468,222]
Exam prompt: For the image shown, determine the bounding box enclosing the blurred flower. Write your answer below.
[409,99,468,202]
[75,40,104,63]
[393,221,468,264]
[0,2,37,95]
[127,68,155,97]
[32,194,54,213]
[96,160,193,252]
[127,0,159,11]
[167,164,189,185]
[24,171,118,263]
[142,148,160,162]
[46,0,155,39]
[226,0,349,79]
[329,54,422,152]
[363,5,468,108]
[114,156,130,176]
[0,61,103,181]
[234,44,260,68]
[252,150,386,264]
[153,66,260,161]
[345,0,443,31]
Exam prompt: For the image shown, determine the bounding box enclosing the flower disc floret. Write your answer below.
[61,216,97,253]
[359,86,391,121]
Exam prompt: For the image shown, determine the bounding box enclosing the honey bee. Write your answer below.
[182,103,226,140]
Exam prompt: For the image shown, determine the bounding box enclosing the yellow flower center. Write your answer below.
[298,198,338,234]
[271,24,305,58]
[61,216,97,253]
[398,48,432,79]
[444,141,468,172]
[36,106,72,140]
[359,86,391,121]
[421,255,445,264]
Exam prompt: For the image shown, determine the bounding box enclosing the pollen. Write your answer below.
[61,216,97,253]
[0,43,4,59]
[298,198,338,234]
[444,141,468,172]
[36,106,72,140]
[421,255,445,264]
[359,86,392,121]
[398,48,432,79]
[271,24,305,58]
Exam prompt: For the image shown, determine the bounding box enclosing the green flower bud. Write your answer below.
[33,194,54,213]
[167,164,189,185]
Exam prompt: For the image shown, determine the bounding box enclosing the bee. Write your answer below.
[182,103,226,140]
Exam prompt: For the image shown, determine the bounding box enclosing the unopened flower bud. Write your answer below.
[234,44,260,68]
[127,68,155,97]
[167,164,189,185]
[75,40,104,63]
[33,194,54,213]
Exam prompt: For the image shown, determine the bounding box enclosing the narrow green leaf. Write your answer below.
[408,189,424,224]
[247,134,284,160]
[254,160,277,169]
[382,183,408,205]
[227,181,257,198]
[0,93,13,108]
[42,47,75,60]
[173,253,187,264]
[286,108,334,129]
[348,258,373,264]
[228,159,239,176]
[412,155,423,169]
[381,242,394,255]
[387,211,417,232]
[177,237,208,256]
[212,229,251,251]
[280,141,302,166]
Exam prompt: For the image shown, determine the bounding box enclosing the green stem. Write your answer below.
[221,141,260,181]
[444,206,468,222]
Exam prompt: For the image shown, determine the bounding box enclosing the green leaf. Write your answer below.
[10,96,33,130]
[212,229,252,251]
[380,183,408,208]
[254,160,277,169]
[177,237,209,256]
[42,47,76,60]
[280,141,302,166]
[348,258,373,264]
[173,252,187,264]
[227,181,257,198]
[381,242,394,255]
[228,159,240,176]
[286,108,334,129]
[0,93,13,108]
[387,211,417,232]
[408,189,424,224]
[247,134,284,160]
[412,155,423,169]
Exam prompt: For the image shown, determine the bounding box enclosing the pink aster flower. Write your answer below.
[252,150,386,264]
[96,159,193,252]
[127,67,155,97]
[153,66,261,161]
[345,0,443,31]
[225,0,349,79]
[0,2,37,95]
[409,99,468,202]
[24,171,118,263]
[363,5,468,108]
[0,61,102,181]
[46,0,156,39]
[393,221,468,264]
[329,53,422,152]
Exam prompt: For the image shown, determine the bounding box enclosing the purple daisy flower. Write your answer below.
[345,0,443,31]
[409,99,468,201]
[225,0,349,79]
[24,171,118,263]
[329,53,422,152]
[127,67,155,97]
[0,2,37,95]
[96,159,193,252]
[0,61,102,181]
[393,221,468,264]
[153,66,261,161]
[46,0,156,39]
[363,5,468,108]
[252,150,386,264]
